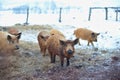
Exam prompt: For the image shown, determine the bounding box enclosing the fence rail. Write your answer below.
[88,7,120,21]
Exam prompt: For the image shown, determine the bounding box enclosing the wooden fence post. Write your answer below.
[105,7,108,20]
[88,7,92,21]
[59,8,62,23]
[24,7,29,25]
[115,8,118,21]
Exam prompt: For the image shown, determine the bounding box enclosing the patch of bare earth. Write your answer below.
[0,25,120,80]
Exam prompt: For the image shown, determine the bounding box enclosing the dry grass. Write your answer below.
[7,25,52,31]
[19,41,39,51]
[0,25,120,80]
[0,25,54,80]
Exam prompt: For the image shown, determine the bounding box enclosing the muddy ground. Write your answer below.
[0,25,120,80]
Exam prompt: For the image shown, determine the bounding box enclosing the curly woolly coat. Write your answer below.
[46,34,78,66]
[37,31,50,56]
[50,29,65,37]
[0,31,19,54]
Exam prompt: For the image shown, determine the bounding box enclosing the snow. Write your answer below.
[50,21,120,50]
[0,7,120,50]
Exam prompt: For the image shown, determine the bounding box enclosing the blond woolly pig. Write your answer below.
[74,28,100,46]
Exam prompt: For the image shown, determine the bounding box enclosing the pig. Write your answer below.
[46,34,78,67]
[37,31,50,56]
[74,28,100,46]
[0,31,20,53]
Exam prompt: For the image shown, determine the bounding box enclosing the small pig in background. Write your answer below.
[74,28,100,46]
[37,31,50,56]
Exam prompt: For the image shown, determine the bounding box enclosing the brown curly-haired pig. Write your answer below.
[46,34,79,67]
[74,28,100,46]
[37,31,50,56]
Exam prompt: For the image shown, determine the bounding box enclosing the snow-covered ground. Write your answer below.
[0,9,120,50]
[49,18,120,50]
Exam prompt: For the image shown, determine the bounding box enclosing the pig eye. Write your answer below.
[91,32,95,35]
[91,33,95,37]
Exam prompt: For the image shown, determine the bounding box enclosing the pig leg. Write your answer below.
[78,39,81,45]
[50,53,52,63]
[41,47,44,56]
[91,42,94,46]
[66,58,70,66]
[53,54,56,63]
[50,53,54,63]
[87,41,90,46]
[60,57,64,67]
[43,47,46,56]
[87,41,94,46]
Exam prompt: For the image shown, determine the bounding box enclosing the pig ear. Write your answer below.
[40,35,44,39]
[40,35,46,40]
[60,40,66,46]
[7,35,12,42]
[51,33,54,35]
[73,38,79,45]
[17,32,22,39]
[97,33,100,36]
